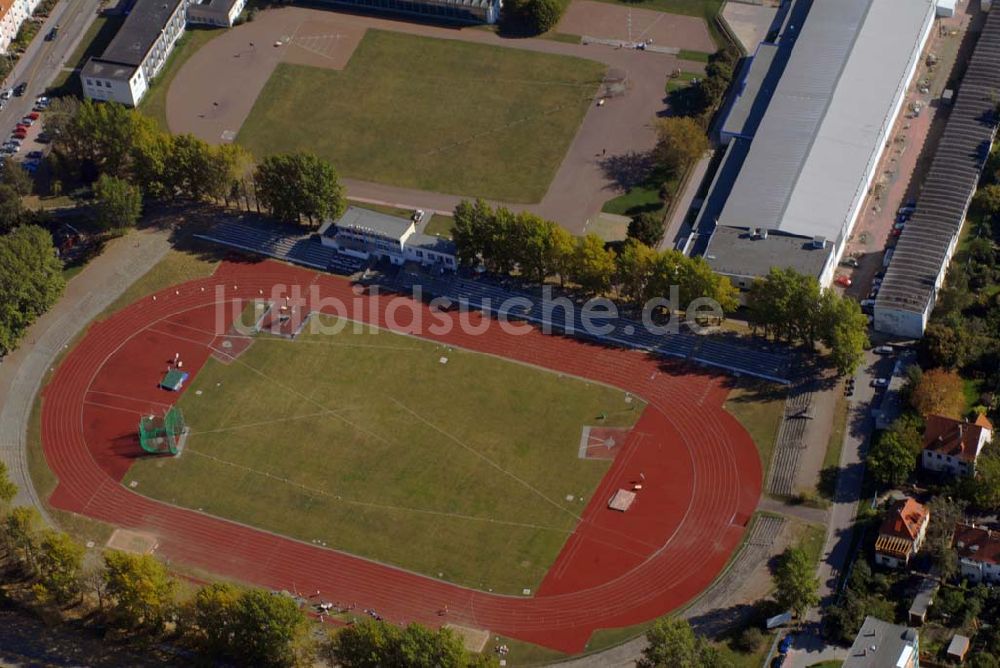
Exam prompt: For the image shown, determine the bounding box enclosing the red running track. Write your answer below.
[41,260,761,653]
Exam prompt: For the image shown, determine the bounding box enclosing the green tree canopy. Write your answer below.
[254,152,346,226]
[34,530,85,604]
[0,225,66,356]
[773,546,819,618]
[103,551,176,631]
[1,160,34,196]
[654,117,708,176]
[3,506,42,573]
[93,174,142,233]
[867,417,922,487]
[0,460,17,505]
[637,616,729,668]
[329,618,495,668]
[627,212,666,248]
[0,183,24,234]
[571,234,617,295]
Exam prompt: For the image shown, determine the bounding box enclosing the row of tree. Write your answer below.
[452,198,739,309]
[746,267,869,375]
[48,99,346,231]
[0,225,66,356]
[0,462,494,667]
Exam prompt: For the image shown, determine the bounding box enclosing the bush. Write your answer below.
[503,0,567,35]
[733,626,765,653]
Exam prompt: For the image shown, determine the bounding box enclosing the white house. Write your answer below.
[318,207,456,271]
[875,497,930,569]
[921,414,993,477]
[81,0,188,107]
[187,0,247,27]
[0,0,45,55]
[954,523,1000,585]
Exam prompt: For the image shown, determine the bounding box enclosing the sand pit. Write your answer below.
[557,0,716,53]
[106,528,159,555]
[166,7,365,143]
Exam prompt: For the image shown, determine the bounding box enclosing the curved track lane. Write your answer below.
[41,261,760,653]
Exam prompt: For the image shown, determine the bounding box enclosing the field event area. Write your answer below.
[124,313,640,594]
[237,30,605,202]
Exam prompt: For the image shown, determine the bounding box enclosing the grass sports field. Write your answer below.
[237,30,605,202]
[125,314,640,594]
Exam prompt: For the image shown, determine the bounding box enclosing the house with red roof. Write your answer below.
[921,414,993,477]
[875,497,929,569]
[954,523,1000,585]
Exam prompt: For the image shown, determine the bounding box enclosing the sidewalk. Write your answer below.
[0,227,171,516]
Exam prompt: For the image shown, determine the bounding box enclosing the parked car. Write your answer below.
[898,204,916,215]
[771,655,786,668]
[841,257,860,268]
[778,634,794,654]
[26,112,39,120]
[861,298,876,308]
[14,82,27,96]
[26,150,42,160]
[45,26,58,41]
[835,275,852,288]
[35,132,50,144]
[0,89,12,100]
[872,378,889,388]
[874,345,894,354]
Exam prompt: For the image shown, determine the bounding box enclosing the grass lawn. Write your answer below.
[140,27,222,131]
[124,314,641,594]
[677,50,711,63]
[817,392,849,501]
[601,184,665,217]
[238,30,605,203]
[100,245,219,318]
[590,0,721,18]
[725,380,787,479]
[666,71,700,93]
[424,214,455,239]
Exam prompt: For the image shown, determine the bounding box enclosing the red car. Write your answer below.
[26,112,39,120]
[835,275,852,288]
[12,129,26,138]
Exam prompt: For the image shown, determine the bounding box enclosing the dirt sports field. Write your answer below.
[557,0,715,50]
[40,259,760,653]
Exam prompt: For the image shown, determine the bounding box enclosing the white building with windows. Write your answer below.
[921,414,993,477]
[954,523,1000,585]
[319,207,456,270]
[81,0,246,107]
[1,0,46,55]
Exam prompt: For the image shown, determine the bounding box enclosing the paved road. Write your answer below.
[0,0,101,126]
[784,350,884,668]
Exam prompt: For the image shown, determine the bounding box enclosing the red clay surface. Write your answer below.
[41,260,760,653]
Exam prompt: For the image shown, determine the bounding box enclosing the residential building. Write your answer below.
[954,523,1000,584]
[318,207,456,270]
[81,0,188,107]
[0,0,44,55]
[690,0,936,292]
[875,497,929,569]
[843,616,920,668]
[921,414,993,477]
[187,0,247,27]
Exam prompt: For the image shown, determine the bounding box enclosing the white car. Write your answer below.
[871,378,889,388]
[873,345,893,355]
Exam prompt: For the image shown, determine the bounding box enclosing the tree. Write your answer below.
[93,174,142,232]
[254,152,346,226]
[56,100,154,180]
[34,530,85,604]
[638,616,728,668]
[329,618,494,668]
[910,367,966,419]
[0,225,65,356]
[617,238,658,304]
[0,183,24,234]
[0,460,17,505]
[103,551,176,631]
[819,293,869,376]
[972,184,1000,221]
[965,445,1000,510]
[627,212,666,248]
[678,254,738,316]
[504,0,565,35]
[924,495,966,580]
[234,588,311,667]
[571,234,616,295]
[654,117,708,175]
[1,160,34,196]
[190,582,241,657]
[3,506,42,573]
[922,322,967,369]
[451,198,493,267]
[773,547,818,618]
[867,417,922,487]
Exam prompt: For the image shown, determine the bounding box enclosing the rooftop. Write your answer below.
[98,0,186,67]
[703,226,832,280]
[875,497,928,557]
[327,206,414,241]
[721,43,781,139]
[407,233,456,256]
[876,9,1000,316]
[954,523,1000,566]
[922,414,992,463]
[717,0,935,242]
[80,59,136,83]
[843,616,919,668]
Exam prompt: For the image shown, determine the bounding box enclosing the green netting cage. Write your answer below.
[138,407,186,456]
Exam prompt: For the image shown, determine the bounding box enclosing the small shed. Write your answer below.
[947,634,970,662]
[908,577,939,625]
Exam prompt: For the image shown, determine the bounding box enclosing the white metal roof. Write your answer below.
[718,0,935,242]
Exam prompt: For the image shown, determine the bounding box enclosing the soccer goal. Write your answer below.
[138,407,187,456]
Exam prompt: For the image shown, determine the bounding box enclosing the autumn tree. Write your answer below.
[103,551,177,632]
[654,116,708,175]
[34,530,85,604]
[329,618,495,668]
[0,460,17,506]
[910,368,966,419]
[638,616,728,668]
[3,506,42,573]
[254,152,346,227]
[571,234,616,295]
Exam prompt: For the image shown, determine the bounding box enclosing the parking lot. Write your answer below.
[0,89,52,175]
